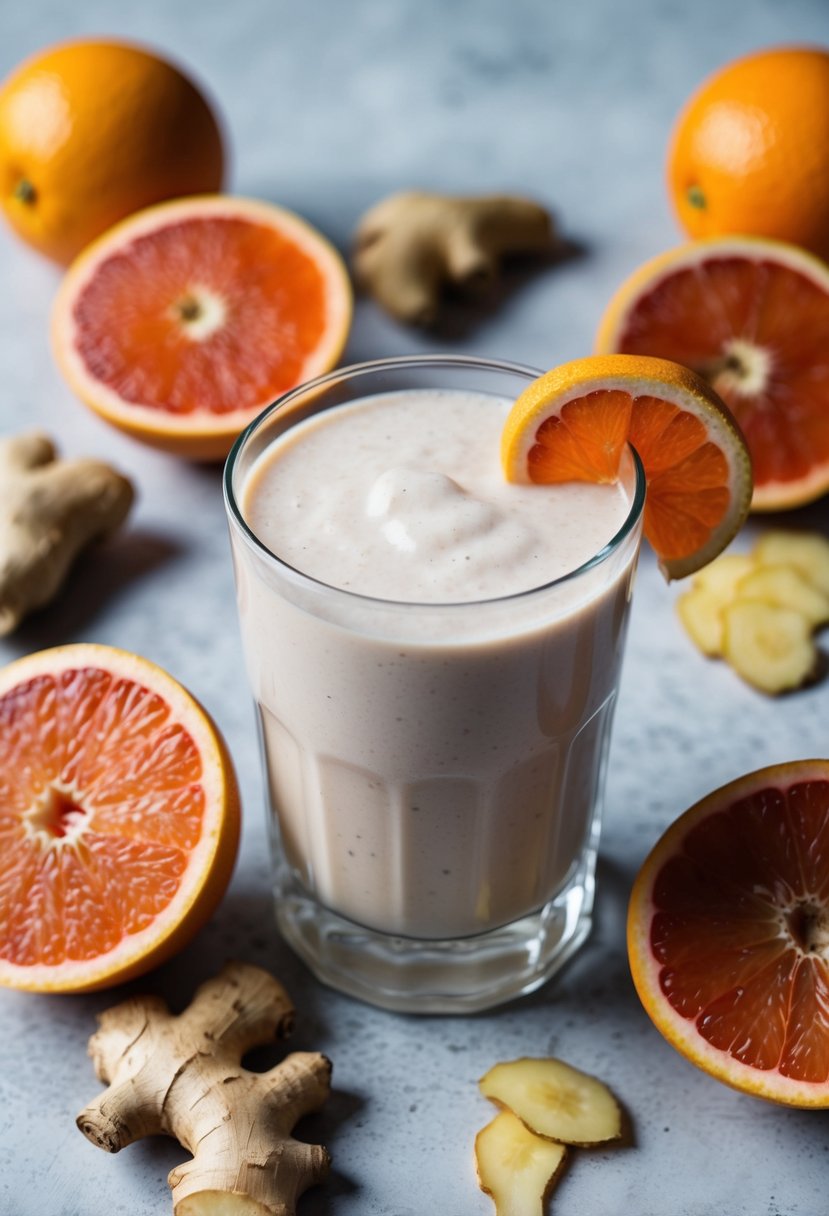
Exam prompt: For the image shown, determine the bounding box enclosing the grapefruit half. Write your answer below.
[52,195,353,460]
[0,644,240,992]
[628,761,829,1107]
[596,237,829,510]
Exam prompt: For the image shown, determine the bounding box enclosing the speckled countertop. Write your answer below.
[2,1,829,1213]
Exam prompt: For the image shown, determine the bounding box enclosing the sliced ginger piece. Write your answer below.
[722,600,817,694]
[677,586,728,656]
[479,1057,621,1146]
[754,531,829,597]
[475,1110,567,1216]
[677,553,756,657]
[692,552,756,598]
[735,564,829,627]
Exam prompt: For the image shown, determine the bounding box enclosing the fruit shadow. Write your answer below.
[141,887,330,1030]
[9,528,182,647]
[748,493,829,536]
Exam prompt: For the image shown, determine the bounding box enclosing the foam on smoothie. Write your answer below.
[242,389,630,602]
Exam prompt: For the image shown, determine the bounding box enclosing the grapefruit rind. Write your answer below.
[595,236,829,511]
[628,761,829,1108]
[501,353,753,580]
[52,195,353,461]
[0,644,240,993]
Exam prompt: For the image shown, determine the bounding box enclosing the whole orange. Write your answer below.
[668,46,829,260]
[0,39,224,265]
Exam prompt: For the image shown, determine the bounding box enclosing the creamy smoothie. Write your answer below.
[235,387,639,942]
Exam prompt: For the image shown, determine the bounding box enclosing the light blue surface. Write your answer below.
[1,2,829,1214]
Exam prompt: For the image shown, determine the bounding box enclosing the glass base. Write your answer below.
[273,855,596,1014]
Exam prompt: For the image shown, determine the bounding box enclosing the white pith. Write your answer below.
[23,781,89,849]
[173,284,228,342]
[711,337,773,397]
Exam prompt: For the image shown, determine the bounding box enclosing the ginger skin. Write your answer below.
[0,432,133,634]
[353,190,557,325]
[77,962,332,1216]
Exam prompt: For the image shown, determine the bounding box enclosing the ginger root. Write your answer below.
[77,961,332,1216]
[0,432,133,634]
[353,190,557,325]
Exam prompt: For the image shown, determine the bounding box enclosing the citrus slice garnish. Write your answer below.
[501,353,752,579]
[628,761,829,1107]
[595,236,829,510]
[0,644,239,992]
[52,195,353,460]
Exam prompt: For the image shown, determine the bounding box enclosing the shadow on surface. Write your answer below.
[480,853,638,1017]
[12,528,183,646]
[427,235,588,341]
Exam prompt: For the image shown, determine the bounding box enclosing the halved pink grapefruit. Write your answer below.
[52,195,352,460]
[628,760,829,1107]
[596,237,829,511]
[0,644,240,992]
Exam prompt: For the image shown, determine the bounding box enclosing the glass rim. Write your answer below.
[222,353,647,610]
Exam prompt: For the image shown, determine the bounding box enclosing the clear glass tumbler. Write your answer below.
[224,355,645,1013]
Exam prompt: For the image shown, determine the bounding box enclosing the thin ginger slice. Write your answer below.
[691,552,756,598]
[475,1110,567,1216]
[723,600,817,694]
[735,565,829,627]
[754,531,829,597]
[479,1058,621,1146]
[677,553,757,657]
[677,586,728,657]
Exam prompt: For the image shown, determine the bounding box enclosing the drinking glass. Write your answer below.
[224,355,645,1013]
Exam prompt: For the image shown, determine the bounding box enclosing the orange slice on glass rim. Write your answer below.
[501,353,752,579]
[595,236,829,510]
[0,644,240,993]
[52,195,352,461]
[628,761,829,1107]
